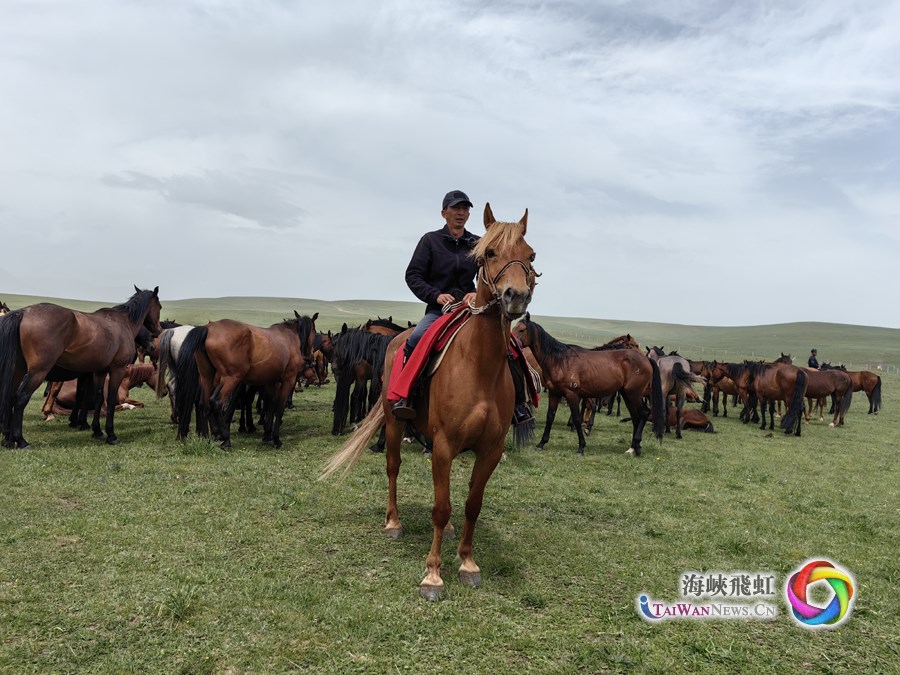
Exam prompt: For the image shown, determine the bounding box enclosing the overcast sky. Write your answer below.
[2,1,899,327]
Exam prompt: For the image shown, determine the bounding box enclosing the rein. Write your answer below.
[463,258,538,318]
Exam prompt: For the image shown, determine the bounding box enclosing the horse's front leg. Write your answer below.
[535,393,561,450]
[457,444,504,589]
[675,391,685,440]
[103,368,127,444]
[270,380,295,449]
[420,443,453,601]
[91,372,105,439]
[564,392,587,454]
[758,395,768,430]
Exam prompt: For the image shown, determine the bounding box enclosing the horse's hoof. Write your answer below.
[368,444,384,453]
[459,570,481,588]
[419,584,444,602]
[576,448,585,456]
[92,431,104,439]
[16,440,30,450]
[828,422,835,428]
[624,448,635,456]
[106,436,118,446]
[384,527,403,539]
[535,444,544,451]
[220,441,232,450]
[273,440,283,449]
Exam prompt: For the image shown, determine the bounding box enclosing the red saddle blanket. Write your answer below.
[387,307,539,406]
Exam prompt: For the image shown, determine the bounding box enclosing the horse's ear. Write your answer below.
[153,286,159,297]
[294,310,300,318]
[525,311,530,322]
[134,284,140,293]
[484,202,495,229]
[519,208,528,235]
[312,312,318,321]
[341,323,347,334]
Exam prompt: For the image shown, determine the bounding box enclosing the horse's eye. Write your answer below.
[486,249,496,259]
[529,253,536,263]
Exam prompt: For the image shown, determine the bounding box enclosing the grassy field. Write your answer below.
[1,295,899,673]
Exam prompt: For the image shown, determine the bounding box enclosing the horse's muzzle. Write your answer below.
[501,288,532,319]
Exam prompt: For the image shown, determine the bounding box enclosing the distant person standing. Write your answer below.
[808,349,819,369]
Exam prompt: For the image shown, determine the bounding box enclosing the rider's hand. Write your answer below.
[436,293,455,306]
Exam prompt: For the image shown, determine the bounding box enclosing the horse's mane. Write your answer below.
[281,315,315,349]
[367,317,405,332]
[161,319,181,329]
[525,319,581,364]
[112,289,156,324]
[725,362,746,379]
[470,219,526,260]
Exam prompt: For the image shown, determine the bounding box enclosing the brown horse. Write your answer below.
[733,362,808,435]
[322,204,537,601]
[511,315,664,456]
[821,364,882,414]
[0,287,162,448]
[802,367,853,426]
[43,362,158,417]
[173,312,317,449]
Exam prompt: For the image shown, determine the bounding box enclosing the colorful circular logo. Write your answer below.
[785,559,855,628]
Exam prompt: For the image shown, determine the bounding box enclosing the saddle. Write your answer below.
[387,306,539,408]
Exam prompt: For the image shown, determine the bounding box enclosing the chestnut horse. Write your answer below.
[173,312,317,449]
[821,364,882,414]
[0,287,162,448]
[322,204,537,601]
[512,315,664,456]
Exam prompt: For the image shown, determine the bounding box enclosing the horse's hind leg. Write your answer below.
[564,393,587,454]
[623,391,648,456]
[383,416,404,538]
[11,371,45,448]
[535,394,561,451]
[90,373,105,439]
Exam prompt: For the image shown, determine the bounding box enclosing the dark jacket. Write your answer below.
[808,355,819,369]
[405,225,480,312]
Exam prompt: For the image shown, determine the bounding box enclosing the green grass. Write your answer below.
[1,296,899,672]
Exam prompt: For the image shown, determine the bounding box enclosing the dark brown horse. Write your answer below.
[801,367,853,426]
[511,316,664,455]
[322,204,537,601]
[173,312,317,449]
[0,287,162,448]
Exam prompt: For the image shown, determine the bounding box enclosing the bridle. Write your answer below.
[466,255,540,318]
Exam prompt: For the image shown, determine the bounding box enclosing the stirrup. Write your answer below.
[513,403,534,426]
[392,398,416,420]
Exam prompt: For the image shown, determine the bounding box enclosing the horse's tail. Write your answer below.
[173,326,208,439]
[320,403,386,480]
[871,376,882,412]
[673,361,706,390]
[649,358,665,440]
[0,310,25,430]
[780,368,807,433]
[838,380,853,416]
[155,328,175,398]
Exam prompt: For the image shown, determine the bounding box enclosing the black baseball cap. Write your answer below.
[442,190,473,210]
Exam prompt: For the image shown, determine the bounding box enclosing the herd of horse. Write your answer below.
[0,205,886,600]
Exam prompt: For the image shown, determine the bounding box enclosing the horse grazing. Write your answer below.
[173,312,317,449]
[645,346,707,440]
[321,204,537,601]
[802,367,853,426]
[512,316,664,456]
[0,287,162,448]
[820,364,882,414]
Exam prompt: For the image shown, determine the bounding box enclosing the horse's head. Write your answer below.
[0,301,9,316]
[130,285,162,337]
[293,311,319,361]
[472,203,538,320]
[511,314,531,347]
[646,346,665,361]
[775,352,792,364]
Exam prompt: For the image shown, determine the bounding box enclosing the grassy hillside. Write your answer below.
[3,293,899,371]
